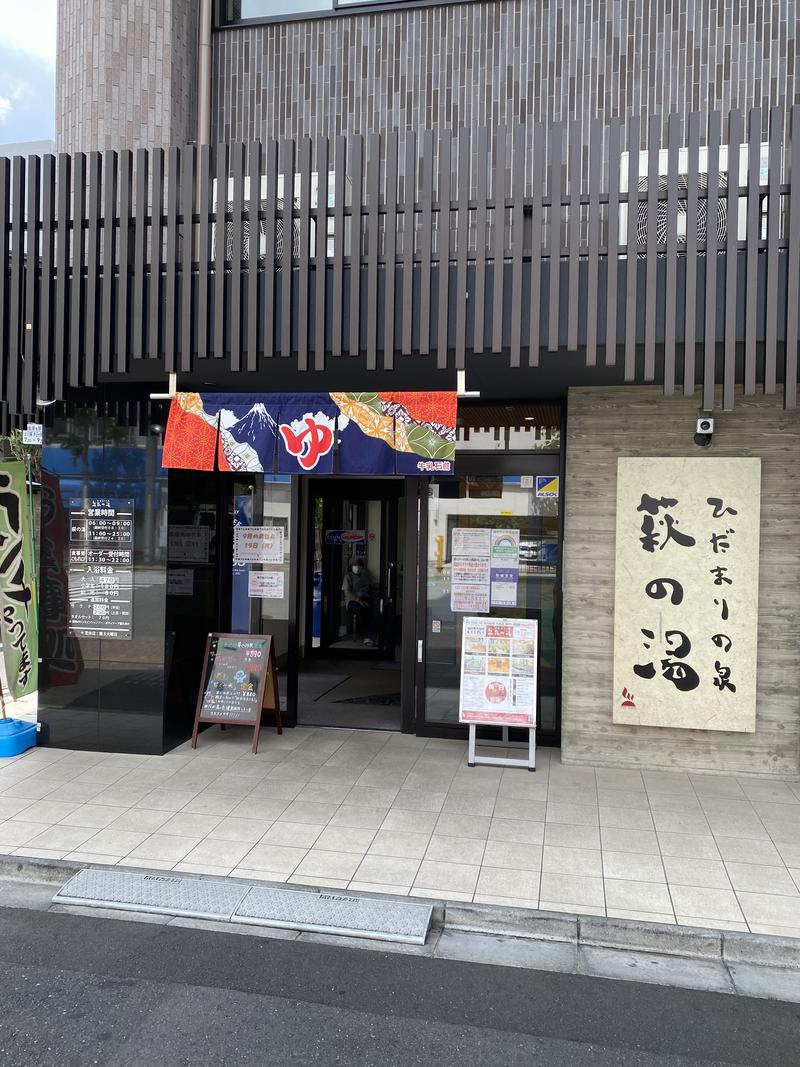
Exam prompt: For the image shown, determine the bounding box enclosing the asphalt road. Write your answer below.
[0,906,797,1067]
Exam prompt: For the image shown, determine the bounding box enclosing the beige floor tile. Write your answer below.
[475,866,540,900]
[762,819,800,846]
[604,878,673,914]
[747,923,800,938]
[328,805,388,830]
[748,802,800,823]
[736,892,800,928]
[135,788,200,812]
[107,808,172,834]
[381,809,438,835]
[248,778,307,801]
[313,826,377,854]
[288,875,352,890]
[81,828,150,856]
[595,770,645,790]
[642,771,693,796]
[663,856,731,890]
[598,807,654,831]
[180,794,241,817]
[353,855,421,886]
[652,811,711,836]
[602,851,665,882]
[158,812,223,838]
[345,786,400,808]
[488,818,544,846]
[180,838,253,868]
[127,834,202,863]
[278,800,339,825]
[0,797,33,820]
[296,783,353,806]
[425,835,486,865]
[546,803,599,827]
[435,813,491,840]
[13,847,68,860]
[43,782,108,804]
[173,862,234,877]
[230,797,292,822]
[392,790,447,813]
[705,813,769,840]
[441,792,496,817]
[668,885,745,923]
[231,868,289,883]
[699,797,758,818]
[539,900,606,917]
[675,915,750,932]
[348,881,411,896]
[714,838,783,865]
[293,849,362,881]
[740,781,799,804]
[64,851,120,865]
[538,872,605,908]
[646,793,704,815]
[206,817,272,843]
[596,789,651,812]
[1,779,60,801]
[57,804,128,830]
[239,842,307,875]
[18,800,80,825]
[657,832,720,861]
[542,845,601,878]
[414,859,480,896]
[607,909,675,925]
[790,869,800,893]
[473,893,540,909]
[544,824,601,850]
[368,829,431,860]
[259,822,324,848]
[776,843,800,867]
[24,824,95,852]
[725,862,799,896]
[600,827,660,855]
[492,797,546,822]
[690,775,745,799]
[0,819,54,847]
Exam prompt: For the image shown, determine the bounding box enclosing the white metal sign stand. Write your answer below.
[468,724,536,771]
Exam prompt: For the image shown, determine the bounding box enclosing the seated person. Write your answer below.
[342,557,373,640]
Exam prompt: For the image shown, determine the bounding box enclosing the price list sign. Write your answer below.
[67,497,134,640]
[192,633,281,753]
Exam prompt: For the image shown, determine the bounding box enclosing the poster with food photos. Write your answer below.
[613,457,761,732]
[458,616,538,726]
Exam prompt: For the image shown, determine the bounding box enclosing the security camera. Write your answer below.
[694,416,714,448]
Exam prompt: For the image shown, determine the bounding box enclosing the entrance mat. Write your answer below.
[335,692,402,706]
[232,885,433,944]
[53,868,249,921]
[52,870,433,944]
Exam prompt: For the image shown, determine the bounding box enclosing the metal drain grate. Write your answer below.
[53,868,250,921]
[233,885,433,944]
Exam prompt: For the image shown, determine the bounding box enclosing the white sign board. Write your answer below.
[233,525,284,565]
[450,527,491,613]
[22,423,43,445]
[248,570,285,599]
[167,568,194,596]
[458,616,538,726]
[490,529,520,608]
[613,457,761,732]
[168,525,210,563]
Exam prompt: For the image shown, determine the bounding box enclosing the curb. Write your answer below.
[2,853,798,969]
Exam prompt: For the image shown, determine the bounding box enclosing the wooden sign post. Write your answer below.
[191,632,282,754]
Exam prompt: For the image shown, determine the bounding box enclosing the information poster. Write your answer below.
[198,634,268,723]
[458,616,538,726]
[233,525,284,564]
[490,529,520,608]
[248,571,285,599]
[167,569,194,596]
[450,527,491,613]
[168,525,210,563]
[67,497,134,640]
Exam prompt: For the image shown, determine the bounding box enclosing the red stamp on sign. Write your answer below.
[485,626,513,637]
[485,681,507,703]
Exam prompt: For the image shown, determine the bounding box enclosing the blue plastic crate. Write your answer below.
[0,719,38,758]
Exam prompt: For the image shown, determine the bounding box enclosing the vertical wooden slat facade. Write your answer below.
[1,107,799,425]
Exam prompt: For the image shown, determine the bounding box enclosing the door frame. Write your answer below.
[413,453,564,746]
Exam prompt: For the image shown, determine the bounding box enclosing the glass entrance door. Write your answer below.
[417,458,561,742]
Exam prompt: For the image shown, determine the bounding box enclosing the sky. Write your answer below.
[0,2,57,146]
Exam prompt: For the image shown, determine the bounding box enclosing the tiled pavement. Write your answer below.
[2,727,800,938]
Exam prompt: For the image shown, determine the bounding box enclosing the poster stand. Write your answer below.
[468,724,536,771]
[191,632,282,755]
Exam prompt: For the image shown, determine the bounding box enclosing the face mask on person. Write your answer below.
[351,565,362,574]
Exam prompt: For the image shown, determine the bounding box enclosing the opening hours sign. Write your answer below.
[613,458,761,733]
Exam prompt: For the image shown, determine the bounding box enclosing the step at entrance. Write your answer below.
[52,868,433,945]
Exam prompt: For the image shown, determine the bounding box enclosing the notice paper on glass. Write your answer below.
[458,616,538,726]
[450,527,491,613]
[167,568,194,596]
[490,529,520,608]
[248,570,285,599]
[234,525,284,565]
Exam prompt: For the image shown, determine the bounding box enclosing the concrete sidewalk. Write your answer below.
[1,726,799,938]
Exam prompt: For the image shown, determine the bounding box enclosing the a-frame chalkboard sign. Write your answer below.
[191,633,282,754]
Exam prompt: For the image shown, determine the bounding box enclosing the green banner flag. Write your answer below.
[0,462,38,699]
